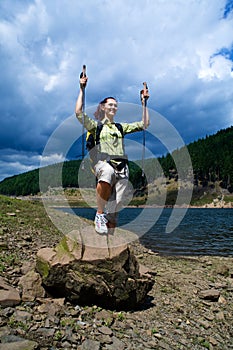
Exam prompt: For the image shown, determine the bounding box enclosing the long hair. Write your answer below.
[93,96,117,120]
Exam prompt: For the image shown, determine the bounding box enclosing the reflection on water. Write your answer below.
[57,207,233,256]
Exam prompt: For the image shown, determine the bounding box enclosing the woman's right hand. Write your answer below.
[80,76,88,89]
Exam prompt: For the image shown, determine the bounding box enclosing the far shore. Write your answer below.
[14,195,233,209]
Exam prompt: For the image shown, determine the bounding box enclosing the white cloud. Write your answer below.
[0,149,40,181]
[199,54,233,80]
[38,153,66,165]
[0,148,66,181]
[0,0,233,181]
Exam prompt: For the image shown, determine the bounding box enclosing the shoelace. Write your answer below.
[99,215,108,224]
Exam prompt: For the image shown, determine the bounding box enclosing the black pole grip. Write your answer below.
[80,65,86,78]
[80,65,87,89]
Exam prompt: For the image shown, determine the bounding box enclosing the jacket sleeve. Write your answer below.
[121,121,144,134]
[76,113,97,131]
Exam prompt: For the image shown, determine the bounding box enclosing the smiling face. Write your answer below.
[102,98,118,122]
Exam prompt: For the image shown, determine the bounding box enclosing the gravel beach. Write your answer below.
[0,196,232,349]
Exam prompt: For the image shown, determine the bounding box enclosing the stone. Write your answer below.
[98,325,113,335]
[198,289,220,301]
[198,319,211,329]
[215,311,225,321]
[0,277,21,307]
[218,295,227,304]
[0,326,12,338]
[139,263,155,277]
[157,340,171,350]
[105,336,126,350]
[34,327,55,338]
[36,234,154,310]
[209,336,218,346]
[0,241,8,250]
[215,264,230,277]
[78,338,101,350]
[20,261,36,275]
[13,310,32,322]
[97,334,112,344]
[37,299,64,316]
[0,339,38,350]
[19,270,45,301]
[95,309,114,326]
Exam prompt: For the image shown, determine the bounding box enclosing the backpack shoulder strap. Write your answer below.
[95,123,104,145]
[86,131,94,151]
[114,123,124,137]
[96,122,124,146]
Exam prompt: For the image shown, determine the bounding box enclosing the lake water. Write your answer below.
[58,207,233,256]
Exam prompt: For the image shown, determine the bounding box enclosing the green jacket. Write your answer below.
[76,113,144,157]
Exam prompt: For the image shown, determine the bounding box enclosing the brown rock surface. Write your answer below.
[36,234,154,310]
[19,269,45,301]
[0,277,20,307]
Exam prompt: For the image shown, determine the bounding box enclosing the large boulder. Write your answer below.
[36,232,154,310]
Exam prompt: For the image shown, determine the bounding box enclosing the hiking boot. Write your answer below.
[94,213,108,234]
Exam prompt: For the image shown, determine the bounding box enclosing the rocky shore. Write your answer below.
[0,196,233,349]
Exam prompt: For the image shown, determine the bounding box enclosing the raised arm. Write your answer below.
[75,76,88,116]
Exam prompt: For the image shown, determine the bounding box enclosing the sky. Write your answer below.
[0,0,233,182]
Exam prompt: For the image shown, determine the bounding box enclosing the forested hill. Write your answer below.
[159,125,233,191]
[0,125,233,196]
[189,125,233,190]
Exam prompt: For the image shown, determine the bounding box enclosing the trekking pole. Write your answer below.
[140,82,149,177]
[80,65,86,170]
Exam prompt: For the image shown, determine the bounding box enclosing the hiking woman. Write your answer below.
[75,75,150,234]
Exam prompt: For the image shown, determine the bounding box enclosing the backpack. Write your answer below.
[86,123,124,168]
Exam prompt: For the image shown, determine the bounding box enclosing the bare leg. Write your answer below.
[96,181,112,214]
[105,176,128,230]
